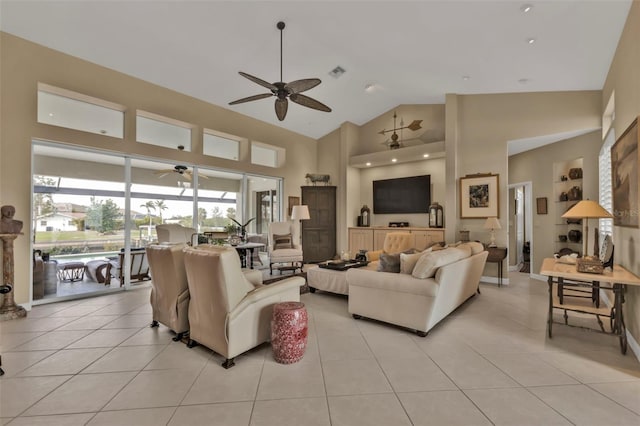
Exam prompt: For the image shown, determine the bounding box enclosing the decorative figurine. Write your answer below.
[0,205,23,234]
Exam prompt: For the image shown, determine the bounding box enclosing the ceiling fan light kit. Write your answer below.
[153,165,208,181]
[229,21,331,121]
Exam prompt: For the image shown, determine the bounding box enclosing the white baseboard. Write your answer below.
[480,276,510,286]
[531,273,547,282]
[508,265,520,272]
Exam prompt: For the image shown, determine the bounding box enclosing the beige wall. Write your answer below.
[509,131,602,274]
[602,1,640,349]
[0,32,318,305]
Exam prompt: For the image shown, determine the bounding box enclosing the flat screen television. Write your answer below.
[373,175,431,214]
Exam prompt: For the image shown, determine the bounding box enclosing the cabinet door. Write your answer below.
[301,186,336,262]
[349,229,374,254]
[411,230,443,250]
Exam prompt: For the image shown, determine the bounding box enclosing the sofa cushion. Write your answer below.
[400,247,432,274]
[273,233,293,250]
[412,246,472,279]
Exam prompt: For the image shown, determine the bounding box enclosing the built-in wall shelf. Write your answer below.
[349,141,445,168]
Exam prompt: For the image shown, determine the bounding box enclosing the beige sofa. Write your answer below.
[347,246,488,336]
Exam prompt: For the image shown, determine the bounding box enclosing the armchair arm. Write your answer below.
[243,269,263,286]
[367,249,383,261]
[229,276,304,321]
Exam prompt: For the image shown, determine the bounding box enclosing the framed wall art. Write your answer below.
[287,196,300,218]
[459,173,499,218]
[536,197,548,215]
[611,116,638,228]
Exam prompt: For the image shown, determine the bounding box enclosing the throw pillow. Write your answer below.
[412,246,472,279]
[400,247,432,274]
[458,241,485,255]
[378,248,416,273]
[273,233,293,250]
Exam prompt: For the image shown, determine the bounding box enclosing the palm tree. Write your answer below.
[141,201,156,228]
[154,200,167,224]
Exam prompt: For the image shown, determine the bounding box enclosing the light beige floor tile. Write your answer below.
[182,360,262,404]
[322,358,392,396]
[87,407,175,425]
[256,359,325,400]
[530,384,640,425]
[6,413,95,425]
[317,332,374,361]
[484,352,579,386]
[0,375,70,417]
[538,350,640,383]
[56,315,120,331]
[590,380,640,415]
[378,356,457,392]
[49,305,103,317]
[0,418,12,425]
[18,348,110,376]
[12,330,92,351]
[143,342,211,370]
[398,390,492,426]
[104,369,200,410]
[328,393,412,426]
[465,387,572,425]
[428,350,520,389]
[251,397,330,426]
[24,372,136,416]
[0,350,55,377]
[364,332,426,359]
[169,402,252,426]
[101,314,151,329]
[118,325,175,346]
[67,328,139,349]
[83,345,166,373]
[0,331,45,352]
[0,317,77,333]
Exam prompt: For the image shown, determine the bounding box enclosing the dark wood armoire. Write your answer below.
[301,186,336,263]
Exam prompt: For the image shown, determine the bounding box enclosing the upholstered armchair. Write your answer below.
[268,221,303,274]
[156,224,197,245]
[146,243,190,341]
[183,245,304,368]
[367,232,413,261]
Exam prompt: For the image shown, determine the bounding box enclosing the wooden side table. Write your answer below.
[486,247,508,287]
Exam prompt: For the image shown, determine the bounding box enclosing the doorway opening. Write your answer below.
[508,182,533,275]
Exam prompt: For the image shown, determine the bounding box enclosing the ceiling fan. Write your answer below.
[378,112,423,150]
[229,21,331,121]
[153,165,208,181]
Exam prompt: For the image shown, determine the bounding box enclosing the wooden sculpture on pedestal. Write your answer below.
[0,205,27,321]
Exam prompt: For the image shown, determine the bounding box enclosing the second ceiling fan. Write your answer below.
[229,21,331,121]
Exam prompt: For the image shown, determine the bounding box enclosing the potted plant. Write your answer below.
[228,217,255,241]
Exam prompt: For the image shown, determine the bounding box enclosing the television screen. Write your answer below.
[373,175,431,214]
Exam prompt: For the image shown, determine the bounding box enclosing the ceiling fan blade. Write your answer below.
[182,171,193,181]
[275,98,288,121]
[289,93,331,112]
[286,78,321,94]
[229,93,273,105]
[238,72,277,91]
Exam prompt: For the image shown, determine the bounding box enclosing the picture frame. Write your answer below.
[611,116,638,228]
[536,197,548,215]
[287,196,300,218]
[459,173,499,218]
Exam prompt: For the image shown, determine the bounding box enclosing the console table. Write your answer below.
[540,258,640,354]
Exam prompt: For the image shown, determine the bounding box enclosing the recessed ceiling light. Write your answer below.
[462,76,470,81]
[364,83,375,92]
[48,113,54,117]
[423,154,430,158]
[527,38,536,44]
[391,158,397,163]
[521,4,533,13]
[365,162,371,166]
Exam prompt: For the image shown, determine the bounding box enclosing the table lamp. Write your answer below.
[562,200,612,258]
[483,217,501,248]
[291,205,310,245]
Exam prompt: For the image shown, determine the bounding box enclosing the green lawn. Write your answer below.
[35,230,151,243]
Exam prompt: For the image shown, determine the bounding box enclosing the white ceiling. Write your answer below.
[0,0,631,140]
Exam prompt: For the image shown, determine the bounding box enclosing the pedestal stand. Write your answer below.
[0,234,27,321]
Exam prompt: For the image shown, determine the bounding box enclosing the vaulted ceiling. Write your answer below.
[0,1,631,139]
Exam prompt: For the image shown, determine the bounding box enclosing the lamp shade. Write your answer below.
[291,205,310,220]
[562,200,612,219]
[483,217,501,230]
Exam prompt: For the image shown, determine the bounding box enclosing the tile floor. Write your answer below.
[1,272,639,425]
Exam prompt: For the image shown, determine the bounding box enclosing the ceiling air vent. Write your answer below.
[329,66,346,78]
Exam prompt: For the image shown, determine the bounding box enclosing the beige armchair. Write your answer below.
[367,232,413,261]
[156,224,197,244]
[146,243,190,341]
[268,221,303,274]
[105,248,150,286]
[183,245,304,368]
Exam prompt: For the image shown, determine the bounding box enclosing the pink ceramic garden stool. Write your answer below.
[271,301,308,364]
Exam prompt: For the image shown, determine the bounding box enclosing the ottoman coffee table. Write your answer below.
[307,260,371,295]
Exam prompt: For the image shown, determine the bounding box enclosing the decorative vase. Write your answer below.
[429,202,444,228]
